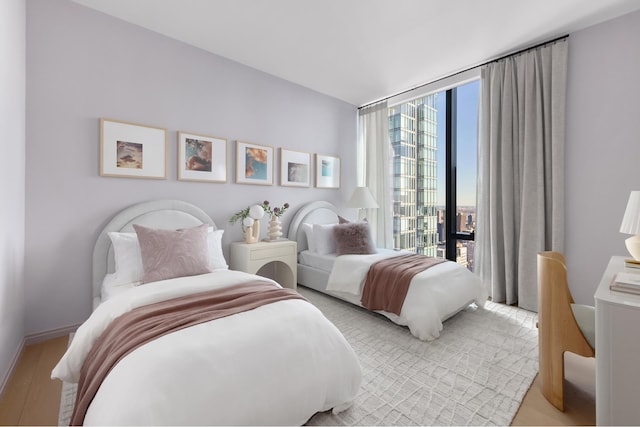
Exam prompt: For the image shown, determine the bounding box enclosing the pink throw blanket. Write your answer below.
[70,281,305,425]
[361,254,446,315]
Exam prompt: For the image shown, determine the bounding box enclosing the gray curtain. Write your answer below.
[357,101,393,248]
[475,39,567,312]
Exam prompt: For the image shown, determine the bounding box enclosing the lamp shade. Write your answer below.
[346,187,379,209]
[249,204,265,220]
[620,191,640,235]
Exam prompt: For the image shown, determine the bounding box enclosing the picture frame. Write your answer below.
[280,148,311,187]
[315,154,341,188]
[100,118,167,179]
[235,141,274,185]
[178,131,228,183]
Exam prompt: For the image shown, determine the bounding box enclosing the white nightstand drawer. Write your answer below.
[250,245,295,260]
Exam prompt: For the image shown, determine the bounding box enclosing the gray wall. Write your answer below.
[565,9,640,304]
[0,0,26,389]
[25,0,357,335]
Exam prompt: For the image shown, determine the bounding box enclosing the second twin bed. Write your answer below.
[289,201,487,341]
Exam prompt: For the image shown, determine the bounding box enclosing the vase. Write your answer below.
[268,215,283,241]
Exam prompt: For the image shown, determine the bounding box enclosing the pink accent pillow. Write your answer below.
[133,223,212,284]
[333,222,376,255]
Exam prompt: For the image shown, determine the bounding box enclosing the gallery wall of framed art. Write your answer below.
[98,117,340,190]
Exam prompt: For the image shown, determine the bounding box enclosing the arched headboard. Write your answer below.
[92,199,216,308]
[287,201,339,252]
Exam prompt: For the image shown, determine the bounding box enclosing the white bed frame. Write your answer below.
[289,201,485,341]
[91,199,216,309]
[287,201,364,306]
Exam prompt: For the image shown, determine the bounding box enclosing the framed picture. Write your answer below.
[100,118,167,179]
[280,148,311,187]
[315,154,341,188]
[178,131,228,183]
[236,141,274,185]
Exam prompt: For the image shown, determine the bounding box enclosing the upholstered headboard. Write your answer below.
[287,201,339,252]
[92,200,216,308]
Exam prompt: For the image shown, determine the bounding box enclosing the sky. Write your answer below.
[435,80,479,207]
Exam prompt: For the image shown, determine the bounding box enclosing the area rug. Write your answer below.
[58,287,538,426]
[302,288,538,426]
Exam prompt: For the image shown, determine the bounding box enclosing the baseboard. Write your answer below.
[0,325,79,399]
[0,338,25,399]
[24,324,80,346]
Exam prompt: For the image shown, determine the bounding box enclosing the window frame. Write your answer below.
[387,70,480,265]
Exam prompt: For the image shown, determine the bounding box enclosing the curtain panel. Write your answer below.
[357,101,393,249]
[475,39,568,312]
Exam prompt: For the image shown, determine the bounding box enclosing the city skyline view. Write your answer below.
[389,79,479,269]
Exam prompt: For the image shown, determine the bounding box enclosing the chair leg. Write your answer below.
[540,349,565,411]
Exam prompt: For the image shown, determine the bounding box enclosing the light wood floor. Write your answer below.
[0,337,595,426]
[512,352,595,425]
[0,336,68,426]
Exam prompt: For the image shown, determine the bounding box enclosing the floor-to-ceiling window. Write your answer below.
[388,79,479,270]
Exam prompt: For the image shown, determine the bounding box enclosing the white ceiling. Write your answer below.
[73,0,640,106]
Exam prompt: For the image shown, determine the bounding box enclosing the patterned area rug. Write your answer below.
[302,288,538,426]
[58,287,538,426]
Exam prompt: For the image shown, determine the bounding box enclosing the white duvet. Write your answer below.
[52,270,362,426]
[326,250,487,341]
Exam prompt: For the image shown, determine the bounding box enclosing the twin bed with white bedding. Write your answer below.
[288,201,487,341]
[52,200,361,426]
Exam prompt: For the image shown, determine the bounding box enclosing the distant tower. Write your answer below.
[388,95,438,256]
[457,212,465,233]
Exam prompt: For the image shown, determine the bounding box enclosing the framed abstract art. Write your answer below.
[280,148,310,187]
[315,154,340,189]
[236,141,274,185]
[178,131,228,183]
[100,118,167,179]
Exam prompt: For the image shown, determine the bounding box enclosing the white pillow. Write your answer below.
[301,223,315,252]
[207,229,228,270]
[108,231,144,286]
[312,223,338,255]
[102,227,227,294]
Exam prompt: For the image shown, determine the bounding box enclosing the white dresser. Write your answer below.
[595,256,640,425]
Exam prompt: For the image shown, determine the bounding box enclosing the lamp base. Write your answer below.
[625,235,640,261]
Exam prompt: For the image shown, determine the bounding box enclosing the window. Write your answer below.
[387,79,479,270]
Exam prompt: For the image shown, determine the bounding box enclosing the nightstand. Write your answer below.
[229,240,297,290]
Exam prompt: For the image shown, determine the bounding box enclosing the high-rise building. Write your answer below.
[388,95,438,256]
[457,212,465,233]
[455,242,469,268]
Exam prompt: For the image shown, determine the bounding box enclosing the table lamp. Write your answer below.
[620,190,640,260]
[244,204,264,244]
[346,187,378,221]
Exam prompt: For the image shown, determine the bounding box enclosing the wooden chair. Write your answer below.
[537,251,595,411]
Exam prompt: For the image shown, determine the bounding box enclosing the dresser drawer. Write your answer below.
[250,244,295,260]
